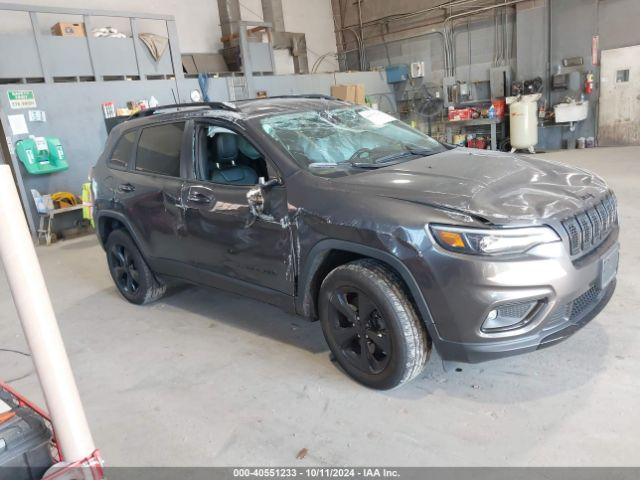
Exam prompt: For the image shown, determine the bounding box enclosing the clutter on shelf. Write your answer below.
[138,33,169,61]
[91,26,127,38]
[31,187,93,245]
[102,97,164,133]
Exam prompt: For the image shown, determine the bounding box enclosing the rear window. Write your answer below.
[109,131,136,169]
[135,122,185,177]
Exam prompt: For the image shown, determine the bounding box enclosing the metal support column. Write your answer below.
[83,15,101,81]
[28,12,52,83]
[0,113,37,236]
[238,25,255,98]
[130,18,144,79]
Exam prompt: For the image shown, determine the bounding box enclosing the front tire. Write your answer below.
[319,259,430,389]
[105,229,166,305]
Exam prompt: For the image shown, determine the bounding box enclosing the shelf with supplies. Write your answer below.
[445,117,506,151]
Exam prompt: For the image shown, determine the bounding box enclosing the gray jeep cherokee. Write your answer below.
[91,96,619,389]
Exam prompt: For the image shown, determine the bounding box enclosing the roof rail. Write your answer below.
[129,102,238,119]
[236,94,338,102]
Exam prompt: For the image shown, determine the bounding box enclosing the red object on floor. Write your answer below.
[1,381,104,479]
[43,450,105,480]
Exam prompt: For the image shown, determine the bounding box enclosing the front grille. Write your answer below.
[544,283,603,331]
[570,284,601,320]
[562,193,618,257]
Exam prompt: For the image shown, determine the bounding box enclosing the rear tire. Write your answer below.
[105,229,166,305]
[319,259,430,389]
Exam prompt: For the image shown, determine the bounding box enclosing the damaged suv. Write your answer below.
[92,96,619,389]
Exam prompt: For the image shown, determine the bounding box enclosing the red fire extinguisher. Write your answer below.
[585,71,594,94]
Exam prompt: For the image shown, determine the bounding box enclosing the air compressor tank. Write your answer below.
[507,93,541,152]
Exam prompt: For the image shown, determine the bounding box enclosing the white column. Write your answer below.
[0,165,95,462]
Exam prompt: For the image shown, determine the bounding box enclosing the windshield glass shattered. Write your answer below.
[260,106,445,173]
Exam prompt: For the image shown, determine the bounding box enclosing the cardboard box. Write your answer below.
[331,84,366,105]
[51,22,86,37]
[331,84,353,103]
[354,84,365,105]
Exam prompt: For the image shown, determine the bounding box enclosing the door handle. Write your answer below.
[118,183,135,192]
[187,192,213,204]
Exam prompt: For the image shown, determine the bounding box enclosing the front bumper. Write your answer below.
[416,227,619,363]
[436,279,616,363]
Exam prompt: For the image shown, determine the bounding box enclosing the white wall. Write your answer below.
[1,0,338,71]
[241,0,339,71]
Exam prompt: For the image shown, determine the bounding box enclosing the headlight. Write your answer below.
[429,224,560,256]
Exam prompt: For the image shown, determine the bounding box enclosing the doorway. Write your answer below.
[598,45,640,146]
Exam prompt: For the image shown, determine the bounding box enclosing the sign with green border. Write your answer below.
[7,90,37,109]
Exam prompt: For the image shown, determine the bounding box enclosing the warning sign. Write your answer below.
[7,90,37,109]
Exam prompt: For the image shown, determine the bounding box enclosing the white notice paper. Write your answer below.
[8,114,28,135]
[28,110,47,122]
[358,109,396,126]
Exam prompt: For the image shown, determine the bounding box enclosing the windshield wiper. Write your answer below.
[402,144,437,156]
[350,157,405,168]
[308,162,339,168]
[350,147,435,168]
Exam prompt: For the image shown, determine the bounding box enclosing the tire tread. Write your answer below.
[321,259,430,388]
[105,229,166,305]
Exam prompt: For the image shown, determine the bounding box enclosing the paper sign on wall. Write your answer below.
[8,114,29,135]
[28,110,47,122]
[7,90,37,109]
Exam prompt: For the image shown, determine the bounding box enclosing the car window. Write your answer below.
[135,122,185,177]
[109,131,136,169]
[195,124,267,186]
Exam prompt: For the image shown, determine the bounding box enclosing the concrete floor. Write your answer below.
[1,146,639,466]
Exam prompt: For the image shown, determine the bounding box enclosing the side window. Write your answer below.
[109,131,136,169]
[135,122,185,177]
[196,125,268,186]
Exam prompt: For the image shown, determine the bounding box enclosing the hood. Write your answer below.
[333,148,609,225]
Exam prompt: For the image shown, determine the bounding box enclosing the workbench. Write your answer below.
[445,117,505,150]
[37,204,91,246]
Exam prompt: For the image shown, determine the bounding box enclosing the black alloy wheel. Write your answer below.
[327,287,391,374]
[319,259,430,389]
[109,243,140,295]
[105,229,166,305]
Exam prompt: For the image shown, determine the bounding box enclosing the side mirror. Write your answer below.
[259,177,281,189]
[246,185,265,217]
[247,178,281,219]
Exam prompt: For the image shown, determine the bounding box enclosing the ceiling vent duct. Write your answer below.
[217,0,242,71]
[261,0,309,73]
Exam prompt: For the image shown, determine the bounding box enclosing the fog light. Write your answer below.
[482,300,540,332]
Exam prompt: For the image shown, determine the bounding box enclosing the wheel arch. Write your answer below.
[96,211,146,258]
[297,239,438,341]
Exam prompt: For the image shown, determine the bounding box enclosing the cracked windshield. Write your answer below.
[261,106,445,174]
